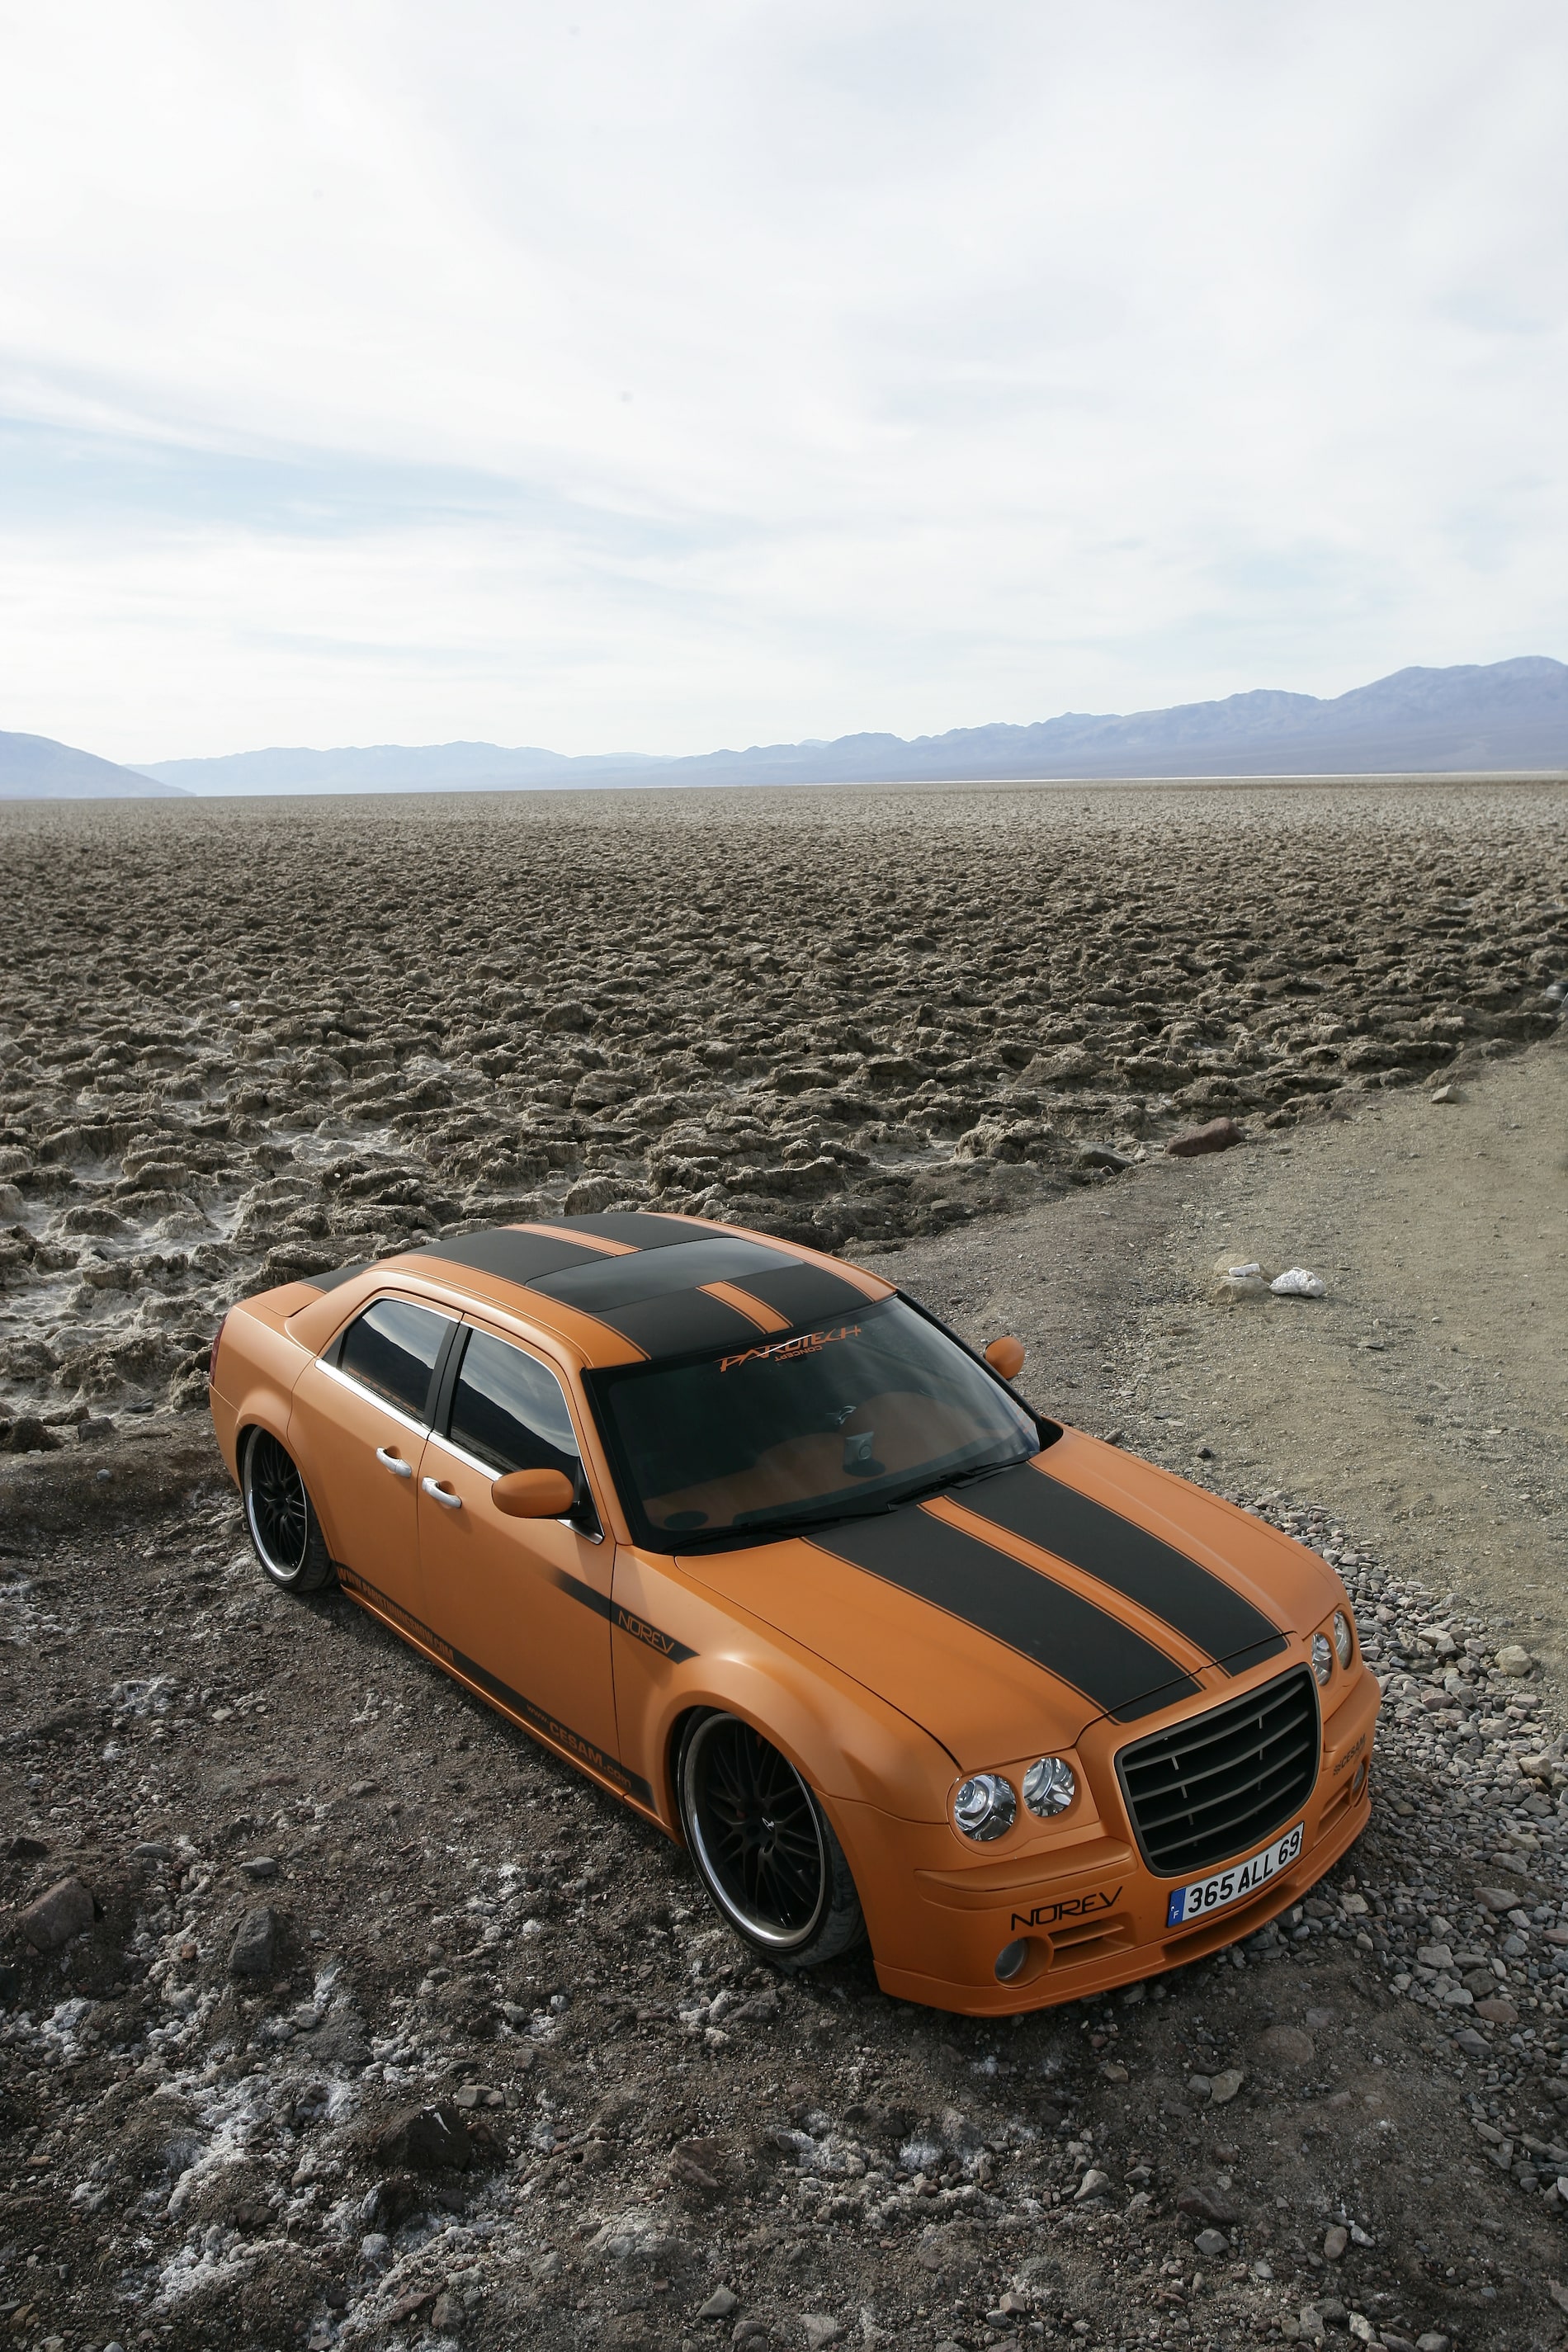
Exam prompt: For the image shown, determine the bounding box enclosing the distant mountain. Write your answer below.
[130,657,1567,795]
[0,730,187,800]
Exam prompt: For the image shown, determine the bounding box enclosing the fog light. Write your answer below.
[995,1938,1029,1982]
[1333,1609,1354,1668]
[1352,1759,1368,1798]
[1023,1755,1077,1818]
[954,1773,1017,1842]
[1311,1632,1333,1687]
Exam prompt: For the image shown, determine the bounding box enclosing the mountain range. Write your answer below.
[2,656,1564,800]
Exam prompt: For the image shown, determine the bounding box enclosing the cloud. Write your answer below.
[1,0,1564,758]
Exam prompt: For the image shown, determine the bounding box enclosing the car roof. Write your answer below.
[288,1211,893,1368]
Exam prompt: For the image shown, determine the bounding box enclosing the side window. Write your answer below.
[338,1298,451,1423]
[450,1330,581,1478]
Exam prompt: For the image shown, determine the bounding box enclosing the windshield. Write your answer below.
[585,1295,1039,1551]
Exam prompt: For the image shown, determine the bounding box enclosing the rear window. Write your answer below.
[338,1298,451,1423]
[448,1329,581,1478]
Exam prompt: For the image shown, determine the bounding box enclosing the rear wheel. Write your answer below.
[677,1710,865,1969]
[243,1429,334,1594]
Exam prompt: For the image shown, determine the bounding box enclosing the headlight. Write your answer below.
[1333,1609,1354,1668]
[954,1773,1017,1841]
[1023,1755,1077,1818]
[1311,1632,1334,1687]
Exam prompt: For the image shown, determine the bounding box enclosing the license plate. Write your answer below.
[1165,1821,1304,1928]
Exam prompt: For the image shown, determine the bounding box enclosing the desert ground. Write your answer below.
[2,779,1566,2352]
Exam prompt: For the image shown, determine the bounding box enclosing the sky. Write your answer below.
[1,0,1565,765]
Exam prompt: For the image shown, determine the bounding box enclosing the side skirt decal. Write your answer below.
[336,1563,656,1807]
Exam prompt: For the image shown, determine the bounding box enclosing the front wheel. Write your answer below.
[243,1429,334,1594]
[677,1710,865,1970]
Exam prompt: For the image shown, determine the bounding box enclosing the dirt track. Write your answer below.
[2,782,1568,2352]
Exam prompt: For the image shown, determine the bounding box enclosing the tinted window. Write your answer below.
[450,1331,581,1477]
[338,1298,451,1422]
[587,1296,1037,1550]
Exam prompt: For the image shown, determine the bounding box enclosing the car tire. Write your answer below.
[242,1429,335,1594]
[677,1709,866,1971]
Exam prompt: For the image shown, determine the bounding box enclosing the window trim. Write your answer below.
[437,1315,604,1543]
[318,1293,463,1430]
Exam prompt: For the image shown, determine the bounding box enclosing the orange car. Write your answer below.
[207,1211,1378,2014]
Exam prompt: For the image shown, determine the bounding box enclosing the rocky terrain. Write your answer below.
[0,781,1563,1440]
[2,777,1568,2352]
[6,1451,1568,2352]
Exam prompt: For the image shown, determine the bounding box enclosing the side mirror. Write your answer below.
[492,1467,578,1519]
[985,1335,1027,1381]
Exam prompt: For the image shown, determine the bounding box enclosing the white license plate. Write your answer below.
[1165,1821,1305,1928]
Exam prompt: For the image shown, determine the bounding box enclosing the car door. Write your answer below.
[415,1321,621,1778]
[289,1292,459,1628]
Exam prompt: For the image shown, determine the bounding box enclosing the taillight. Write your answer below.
[208,1314,229,1387]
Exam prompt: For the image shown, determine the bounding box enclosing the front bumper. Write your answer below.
[843,1656,1381,2016]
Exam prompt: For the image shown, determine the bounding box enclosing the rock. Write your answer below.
[0,1415,62,1454]
[1075,1143,1132,1173]
[699,2288,739,2320]
[5,1834,50,1860]
[1415,2337,1450,2352]
[1476,1886,1519,1911]
[1194,2228,1229,2258]
[1168,1117,1244,1158]
[1429,1084,1456,1103]
[17,1874,94,1951]
[1474,1996,1519,2026]
[1209,2067,1244,2104]
[238,1854,279,1879]
[801,2318,839,2350]
[228,1906,278,1978]
[1271,1268,1326,1298]
[1323,2225,1348,2261]
[1074,2167,1112,2200]
[1258,2024,1315,2068]
[375,2102,473,2173]
[1178,2184,1240,2226]
[1297,2307,1325,2345]
[1495,1646,1534,1677]
[1348,2315,1377,2345]
[430,2292,461,2331]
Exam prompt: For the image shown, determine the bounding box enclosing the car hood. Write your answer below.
[678,1429,1341,1769]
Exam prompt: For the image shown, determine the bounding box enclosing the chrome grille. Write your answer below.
[1117,1666,1320,1878]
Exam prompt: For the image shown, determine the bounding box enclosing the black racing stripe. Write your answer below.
[408,1229,610,1284]
[553,1212,711,1249]
[533,1235,789,1308]
[338,1563,654,1805]
[1221,1632,1292,1674]
[588,1289,763,1358]
[729,1262,867,1322]
[961,1466,1284,1670]
[807,1507,1198,1723]
[548,1566,698,1663]
[302,1260,371,1292]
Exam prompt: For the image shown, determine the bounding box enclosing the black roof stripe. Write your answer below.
[807,1505,1199,1723]
[554,1211,711,1249]
[407,1229,611,1285]
[959,1466,1284,1671]
[304,1259,371,1293]
[532,1235,790,1310]
[586,1288,765,1358]
[728,1262,868,1322]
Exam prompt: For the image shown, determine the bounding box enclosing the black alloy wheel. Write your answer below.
[678,1711,865,1967]
[243,1429,333,1594]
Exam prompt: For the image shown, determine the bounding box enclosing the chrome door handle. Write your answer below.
[376,1447,413,1479]
[422,1477,463,1510]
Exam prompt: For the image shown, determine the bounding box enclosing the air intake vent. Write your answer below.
[1117,1667,1320,1879]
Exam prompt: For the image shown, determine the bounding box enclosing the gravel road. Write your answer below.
[2,780,1567,2352]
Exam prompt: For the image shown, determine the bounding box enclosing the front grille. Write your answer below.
[1117,1666,1320,1878]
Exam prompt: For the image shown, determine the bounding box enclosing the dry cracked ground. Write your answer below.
[2,779,1568,2352]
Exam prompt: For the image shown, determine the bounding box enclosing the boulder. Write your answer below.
[17,1874,95,1951]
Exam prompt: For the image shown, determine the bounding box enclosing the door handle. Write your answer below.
[376,1447,413,1479]
[422,1477,463,1510]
